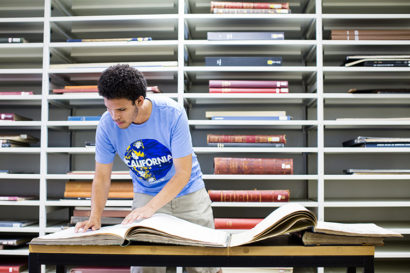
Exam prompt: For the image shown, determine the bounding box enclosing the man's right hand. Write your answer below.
[74,218,101,233]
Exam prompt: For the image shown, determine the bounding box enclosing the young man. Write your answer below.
[74,64,220,273]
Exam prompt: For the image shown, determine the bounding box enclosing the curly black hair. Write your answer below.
[98,64,147,103]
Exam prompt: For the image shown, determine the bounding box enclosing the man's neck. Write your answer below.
[134,98,152,124]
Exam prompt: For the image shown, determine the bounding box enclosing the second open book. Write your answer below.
[30,203,401,247]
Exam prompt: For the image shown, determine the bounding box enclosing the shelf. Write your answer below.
[324,200,410,207]
[324,147,410,153]
[194,147,318,154]
[0,248,29,256]
[0,148,41,153]
[323,94,410,105]
[46,174,131,180]
[0,226,40,233]
[184,93,317,105]
[375,243,410,259]
[46,200,133,207]
[324,175,410,180]
[47,121,99,130]
[0,174,41,179]
[324,120,410,129]
[0,201,40,206]
[189,120,318,130]
[0,121,42,128]
[211,201,318,208]
[202,175,318,180]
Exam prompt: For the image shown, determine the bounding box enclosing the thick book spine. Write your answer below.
[211,115,292,120]
[67,37,152,42]
[214,218,263,229]
[213,8,290,14]
[207,32,284,41]
[210,1,290,10]
[64,181,133,197]
[209,87,289,93]
[73,209,131,218]
[0,37,26,43]
[64,192,133,199]
[53,89,98,94]
[0,91,33,95]
[205,57,282,66]
[208,190,290,202]
[363,60,410,67]
[67,116,102,121]
[209,80,288,88]
[207,134,286,144]
[214,157,293,174]
[208,143,285,147]
[331,29,410,36]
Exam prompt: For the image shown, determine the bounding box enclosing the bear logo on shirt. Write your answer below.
[124,139,173,184]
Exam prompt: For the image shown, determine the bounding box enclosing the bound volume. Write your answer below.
[205,57,282,66]
[208,190,290,202]
[214,157,293,174]
[207,134,286,144]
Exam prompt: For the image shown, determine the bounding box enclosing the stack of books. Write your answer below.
[210,1,291,14]
[331,29,410,40]
[209,80,289,94]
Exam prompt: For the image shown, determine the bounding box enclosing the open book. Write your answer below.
[30,204,401,247]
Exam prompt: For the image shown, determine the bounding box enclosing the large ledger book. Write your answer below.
[206,111,286,119]
[50,61,177,69]
[344,55,410,67]
[64,181,133,199]
[348,88,410,94]
[213,8,290,14]
[302,232,384,246]
[0,91,33,96]
[52,85,160,94]
[0,37,27,43]
[209,80,288,88]
[205,57,282,66]
[0,113,31,121]
[343,136,410,147]
[207,134,286,144]
[207,32,284,40]
[214,157,293,174]
[208,190,289,202]
[209,88,289,94]
[69,267,130,273]
[67,37,152,42]
[331,29,410,40]
[210,1,290,11]
[30,203,401,247]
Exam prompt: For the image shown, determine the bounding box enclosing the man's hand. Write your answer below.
[121,205,156,225]
[74,218,101,233]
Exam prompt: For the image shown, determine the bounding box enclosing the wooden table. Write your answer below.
[29,244,375,273]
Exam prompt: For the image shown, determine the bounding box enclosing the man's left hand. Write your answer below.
[121,206,156,225]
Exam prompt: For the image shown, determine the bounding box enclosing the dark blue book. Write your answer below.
[207,32,284,41]
[361,143,410,147]
[211,116,292,120]
[205,57,282,66]
[68,116,101,121]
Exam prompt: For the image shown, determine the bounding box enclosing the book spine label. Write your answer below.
[207,32,284,41]
[209,88,289,93]
[205,57,282,66]
[209,80,288,88]
[210,1,290,10]
[213,8,290,14]
[214,157,293,174]
[214,218,263,229]
[207,134,286,143]
[208,190,290,202]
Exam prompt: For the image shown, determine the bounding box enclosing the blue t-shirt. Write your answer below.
[95,96,204,197]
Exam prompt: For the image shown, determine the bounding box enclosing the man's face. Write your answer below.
[104,97,139,129]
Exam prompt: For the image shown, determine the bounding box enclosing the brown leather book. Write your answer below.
[214,157,293,174]
[207,134,286,144]
[331,34,410,40]
[208,190,290,202]
[73,207,131,217]
[64,181,133,199]
[214,218,263,229]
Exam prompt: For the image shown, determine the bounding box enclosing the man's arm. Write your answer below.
[74,161,113,232]
[121,154,192,224]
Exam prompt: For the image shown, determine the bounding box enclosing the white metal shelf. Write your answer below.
[324,200,410,207]
[49,14,180,22]
[0,148,41,153]
[0,248,29,256]
[375,243,410,259]
[0,121,42,127]
[324,175,410,180]
[189,120,318,130]
[46,174,131,180]
[211,201,318,208]
[322,14,410,19]
[324,147,410,153]
[0,201,40,206]
[46,200,132,207]
[0,226,40,233]
[0,174,41,179]
[202,175,318,180]
[194,147,318,154]
[323,94,410,105]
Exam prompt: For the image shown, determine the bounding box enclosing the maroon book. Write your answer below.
[209,87,289,94]
[207,134,286,144]
[208,190,290,202]
[214,157,293,174]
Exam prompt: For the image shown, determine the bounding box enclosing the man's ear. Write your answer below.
[136,96,144,106]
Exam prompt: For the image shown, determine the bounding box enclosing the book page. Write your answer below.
[314,221,403,237]
[126,213,229,247]
[230,203,316,247]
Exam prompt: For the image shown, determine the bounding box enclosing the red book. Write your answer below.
[210,1,290,11]
[0,263,26,273]
[0,91,33,96]
[209,80,288,88]
[52,88,98,94]
[0,113,31,121]
[208,190,290,202]
[207,134,286,144]
[214,157,293,174]
[53,86,160,94]
[209,88,289,94]
[214,218,263,229]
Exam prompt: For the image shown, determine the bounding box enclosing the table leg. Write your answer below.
[56,264,66,273]
[363,256,375,273]
[29,254,41,273]
[347,267,356,273]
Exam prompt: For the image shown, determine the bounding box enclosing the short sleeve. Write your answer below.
[95,121,116,164]
[170,108,192,158]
